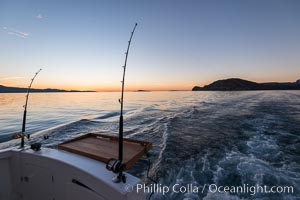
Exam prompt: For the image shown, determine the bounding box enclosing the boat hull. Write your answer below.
[0,147,145,200]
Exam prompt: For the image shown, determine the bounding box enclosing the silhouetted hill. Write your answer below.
[192,78,300,91]
[0,85,95,93]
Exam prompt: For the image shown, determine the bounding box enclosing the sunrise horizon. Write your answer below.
[1,75,299,92]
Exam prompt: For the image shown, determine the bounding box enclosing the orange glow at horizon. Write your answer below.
[1,75,299,92]
[3,68,298,92]
[0,79,193,91]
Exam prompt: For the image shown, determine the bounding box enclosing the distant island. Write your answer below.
[192,78,300,91]
[0,85,95,93]
[135,90,151,92]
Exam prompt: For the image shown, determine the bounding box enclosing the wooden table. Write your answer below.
[58,133,152,170]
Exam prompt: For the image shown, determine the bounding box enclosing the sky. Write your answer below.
[0,0,300,91]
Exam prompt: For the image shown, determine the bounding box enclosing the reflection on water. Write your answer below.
[0,91,300,199]
[0,91,218,143]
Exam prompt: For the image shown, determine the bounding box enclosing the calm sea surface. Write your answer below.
[0,91,299,199]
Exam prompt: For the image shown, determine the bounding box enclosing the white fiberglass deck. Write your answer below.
[0,147,145,200]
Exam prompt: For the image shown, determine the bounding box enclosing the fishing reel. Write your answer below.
[106,159,126,183]
[106,159,123,173]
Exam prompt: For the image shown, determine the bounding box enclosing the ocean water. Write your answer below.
[0,91,299,199]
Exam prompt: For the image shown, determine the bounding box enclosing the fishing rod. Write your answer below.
[106,23,138,183]
[120,23,138,161]
[20,68,42,147]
